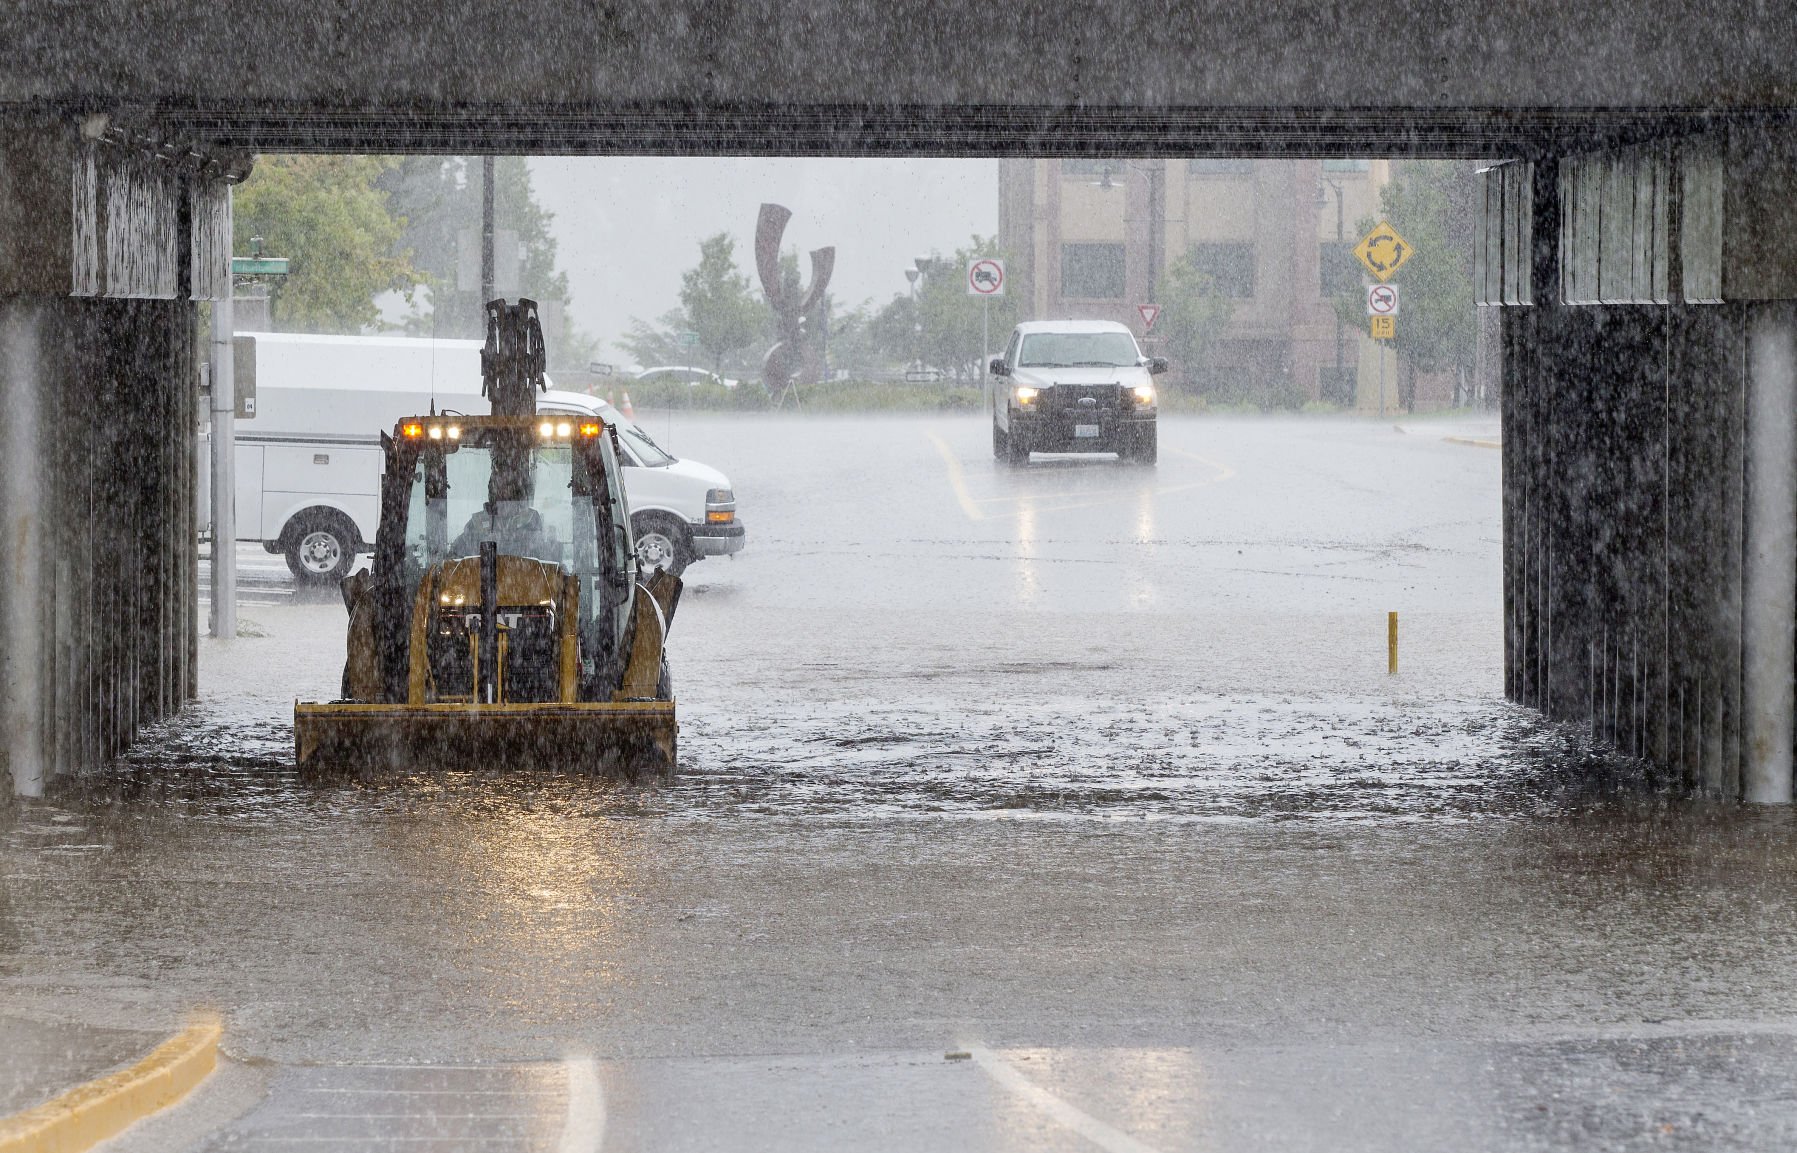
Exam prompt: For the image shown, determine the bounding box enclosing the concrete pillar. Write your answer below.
[0,300,47,796]
[1742,303,1797,803]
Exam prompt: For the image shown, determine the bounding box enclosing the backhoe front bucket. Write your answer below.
[294,700,677,780]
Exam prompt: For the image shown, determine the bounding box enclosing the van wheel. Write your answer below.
[285,512,358,584]
[633,513,691,577]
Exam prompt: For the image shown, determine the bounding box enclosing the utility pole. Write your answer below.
[481,155,496,305]
[208,270,235,640]
[210,228,287,639]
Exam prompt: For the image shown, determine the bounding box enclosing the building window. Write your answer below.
[1188,159,1254,175]
[1189,243,1255,298]
[1061,243,1126,299]
[1319,242,1359,295]
[1061,159,1123,177]
[1322,159,1371,172]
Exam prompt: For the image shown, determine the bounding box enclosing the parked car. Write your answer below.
[987,319,1166,465]
[636,365,739,389]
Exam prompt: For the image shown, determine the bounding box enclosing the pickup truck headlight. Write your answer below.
[1013,386,1039,405]
[1133,385,1156,405]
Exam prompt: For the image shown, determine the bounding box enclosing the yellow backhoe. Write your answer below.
[293,301,679,777]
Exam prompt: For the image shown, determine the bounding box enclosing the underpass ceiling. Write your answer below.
[3,1,1796,155]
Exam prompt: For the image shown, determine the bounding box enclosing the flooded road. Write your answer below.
[8,415,1797,1151]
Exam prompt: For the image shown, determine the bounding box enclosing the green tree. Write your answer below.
[616,307,694,368]
[825,301,880,378]
[381,157,596,370]
[1154,250,1235,393]
[679,233,763,379]
[873,236,1019,379]
[1332,160,1479,409]
[232,155,420,332]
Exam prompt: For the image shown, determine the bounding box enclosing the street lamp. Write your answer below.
[904,266,921,371]
[1316,176,1348,397]
[1097,160,1166,307]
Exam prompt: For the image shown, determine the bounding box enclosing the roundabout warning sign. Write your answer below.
[1353,222,1413,282]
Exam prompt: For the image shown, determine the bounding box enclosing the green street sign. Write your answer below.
[678,330,700,349]
[231,257,290,276]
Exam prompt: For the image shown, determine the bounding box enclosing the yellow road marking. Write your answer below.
[0,1014,220,1153]
[1169,447,1238,482]
[927,433,985,521]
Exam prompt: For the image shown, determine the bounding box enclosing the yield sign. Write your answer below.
[1353,221,1414,282]
[1137,303,1161,332]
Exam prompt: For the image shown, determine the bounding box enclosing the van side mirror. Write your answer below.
[1147,357,1169,376]
[989,358,1010,377]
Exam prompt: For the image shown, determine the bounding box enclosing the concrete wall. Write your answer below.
[0,125,218,797]
[1498,144,1797,800]
[0,297,199,797]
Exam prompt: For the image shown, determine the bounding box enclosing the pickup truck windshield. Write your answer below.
[1018,332,1142,368]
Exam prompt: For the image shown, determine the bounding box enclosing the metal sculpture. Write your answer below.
[754,203,834,403]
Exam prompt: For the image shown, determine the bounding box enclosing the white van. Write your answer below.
[201,333,745,582]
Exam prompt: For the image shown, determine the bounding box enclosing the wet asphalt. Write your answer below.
[8,413,1797,1151]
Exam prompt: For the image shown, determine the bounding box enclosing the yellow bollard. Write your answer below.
[1388,611,1398,675]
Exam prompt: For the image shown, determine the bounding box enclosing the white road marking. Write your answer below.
[927,433,986,521]
[558,1054,605,1153]
[967,1046,1165,1153]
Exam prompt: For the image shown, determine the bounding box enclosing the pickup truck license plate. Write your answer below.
[1074,424,1100,438]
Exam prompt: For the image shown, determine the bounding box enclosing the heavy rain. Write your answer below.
[6,6,1797,1152]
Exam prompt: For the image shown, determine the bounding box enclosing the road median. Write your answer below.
[0,1014,220,1153]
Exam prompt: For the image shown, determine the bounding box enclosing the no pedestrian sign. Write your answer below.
[967,258,1005,296]
[1365,284,1400,317]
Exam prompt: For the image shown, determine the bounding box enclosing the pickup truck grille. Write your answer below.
[1043,383,1122,411]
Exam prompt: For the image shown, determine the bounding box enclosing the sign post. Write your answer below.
[967,258,1005,388]
[1354,222,1414,417]
[211,245,289,640]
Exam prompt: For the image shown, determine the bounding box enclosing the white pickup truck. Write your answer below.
[200,333,745,583]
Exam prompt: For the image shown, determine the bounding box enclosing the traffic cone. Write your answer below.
[621,391,635,420]
[607,391,615,407]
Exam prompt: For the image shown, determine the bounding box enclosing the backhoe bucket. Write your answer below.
[294,700,677,780]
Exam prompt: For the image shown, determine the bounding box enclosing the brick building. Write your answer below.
[997,158,1408,408]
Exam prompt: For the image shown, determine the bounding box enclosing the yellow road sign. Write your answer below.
[1354,222,1413,282]
[1370,315,1395,340]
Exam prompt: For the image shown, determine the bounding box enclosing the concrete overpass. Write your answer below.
[4,1,1797,798]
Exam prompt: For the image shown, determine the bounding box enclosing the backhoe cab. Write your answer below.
[293,301,679,778]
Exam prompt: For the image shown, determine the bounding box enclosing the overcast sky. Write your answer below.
[527,157,997,362]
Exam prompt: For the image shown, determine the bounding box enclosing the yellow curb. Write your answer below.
[0,1015,221,1153]
[1443,436,1502,449]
